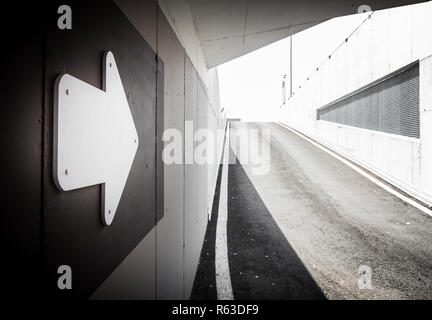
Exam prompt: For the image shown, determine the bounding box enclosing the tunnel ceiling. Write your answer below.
[186,0,425,67]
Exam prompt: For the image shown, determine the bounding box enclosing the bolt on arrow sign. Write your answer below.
[53,51,139,226]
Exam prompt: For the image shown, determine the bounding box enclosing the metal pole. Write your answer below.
[290,36,293,97]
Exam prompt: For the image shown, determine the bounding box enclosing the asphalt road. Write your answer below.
[193,122,432,300]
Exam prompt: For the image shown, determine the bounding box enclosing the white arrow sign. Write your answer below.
[54,51,139,226]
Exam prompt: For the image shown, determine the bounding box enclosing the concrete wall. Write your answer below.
[1,0,224,300]
[280,2,432,206]
[420,55,432,202]
[92,0,225,299]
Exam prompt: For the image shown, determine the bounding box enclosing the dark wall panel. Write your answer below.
[43,0,162,298]
[156,56,165,224]
[0,3,44,298]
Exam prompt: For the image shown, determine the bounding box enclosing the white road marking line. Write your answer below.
[215,125,234,300]
[277,122,432,218]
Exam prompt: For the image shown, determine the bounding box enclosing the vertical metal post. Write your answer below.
[290,36,293,97]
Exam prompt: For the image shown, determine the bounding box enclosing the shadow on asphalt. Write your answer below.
[226,149,326,299]
[191,146,325,300]
[190,163,222,300]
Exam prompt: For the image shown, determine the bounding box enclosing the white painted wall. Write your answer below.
[156,1,226,299]
[158,0,225,214]
[158,0,213,88]
[279,2,432,206]
[419,55,432,202]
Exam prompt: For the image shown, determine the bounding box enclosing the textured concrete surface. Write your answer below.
[193,122,432,299]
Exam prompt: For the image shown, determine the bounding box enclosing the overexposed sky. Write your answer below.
[217,12,369,122]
